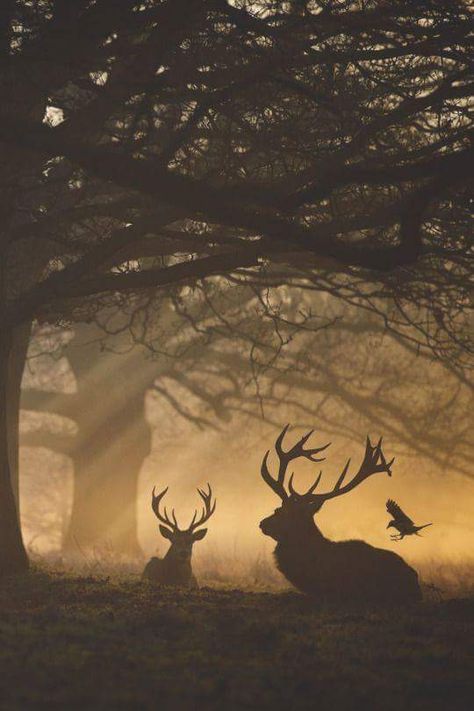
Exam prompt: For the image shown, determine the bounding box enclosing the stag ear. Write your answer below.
[192,528,207,541]
[159,525,174,540]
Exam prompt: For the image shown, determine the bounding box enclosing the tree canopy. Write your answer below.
[0,0,472,366]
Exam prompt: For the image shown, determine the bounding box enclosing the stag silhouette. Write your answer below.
[259,426,421,604]
[143,484,216,588]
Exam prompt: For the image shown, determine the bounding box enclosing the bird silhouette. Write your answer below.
[386,499,432,540]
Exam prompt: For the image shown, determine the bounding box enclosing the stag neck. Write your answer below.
[163,544,193,570]
[158,546,194,587]
[285,514,327,545]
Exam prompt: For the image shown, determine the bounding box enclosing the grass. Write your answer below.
[1,569,474,710]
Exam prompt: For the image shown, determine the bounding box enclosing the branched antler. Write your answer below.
[152,486,179,531]
[188,484,216,532]
[290,436,394,510]
[260,424,330,501]
[152,484,216,532]
[261,427,394,510]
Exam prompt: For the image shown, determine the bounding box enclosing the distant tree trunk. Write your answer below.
[8,322,31,508]
[64,392,151,555]
[62,326,153,556]
[0,330,29,576]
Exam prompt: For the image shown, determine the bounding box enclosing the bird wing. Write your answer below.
[386,499,414,526]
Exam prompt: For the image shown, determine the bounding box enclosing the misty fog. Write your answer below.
[18,295,474,590]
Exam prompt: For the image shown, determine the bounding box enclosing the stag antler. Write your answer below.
[260,424,330,501]
[151,486,179,531]
[290,436,394,510]
[152,484,216,532]
[188,483,216,532]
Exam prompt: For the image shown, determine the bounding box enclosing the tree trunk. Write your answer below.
[62,325,153,556]
[0,330,29,576]
[63,392,151,556]
[8,322,31,508]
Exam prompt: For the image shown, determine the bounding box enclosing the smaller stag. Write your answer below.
[259,426,421,604]
[143,484,216,588]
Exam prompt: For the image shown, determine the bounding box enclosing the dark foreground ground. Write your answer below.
[0,572,473,711]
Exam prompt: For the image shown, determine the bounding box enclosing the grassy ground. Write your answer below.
[1,571,473,710]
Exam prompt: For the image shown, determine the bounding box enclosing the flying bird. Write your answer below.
[386,499,432,541]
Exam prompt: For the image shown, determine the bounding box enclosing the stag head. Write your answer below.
[151,484,216,560]
[259,425,393,542]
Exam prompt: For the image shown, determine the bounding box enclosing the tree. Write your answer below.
[0,0,472,575]
[22,325,153,555]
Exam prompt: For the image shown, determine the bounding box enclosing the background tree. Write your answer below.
[22,326,153,555]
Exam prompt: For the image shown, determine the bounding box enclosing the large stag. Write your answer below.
[143,484,216,588]
[260,426,421,604]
